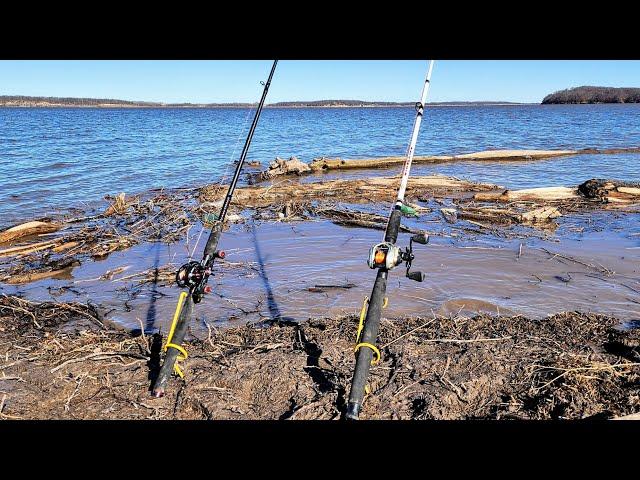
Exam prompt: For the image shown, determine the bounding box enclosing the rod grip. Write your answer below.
[151,295,194,396]
[385,208,402,244]
[203,229,222,259]
[346,269,388,419]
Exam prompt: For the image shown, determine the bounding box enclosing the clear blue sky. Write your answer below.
[0,60,638,104]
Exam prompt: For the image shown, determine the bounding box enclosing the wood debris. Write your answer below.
[313,207,423,234]
[578,179,640,204]
[248,156,310,183]
[104,192,128,216]
[201,175,499,208]
[0,221,61,244]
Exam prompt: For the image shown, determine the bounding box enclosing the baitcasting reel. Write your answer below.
[175,250,225,303]
[176,261,207,289]
[367,233,429,282]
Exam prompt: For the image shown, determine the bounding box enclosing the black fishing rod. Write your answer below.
[152,60,278,398]
[345,60,435,420]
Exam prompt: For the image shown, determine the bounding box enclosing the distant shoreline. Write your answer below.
[0,96,528,109]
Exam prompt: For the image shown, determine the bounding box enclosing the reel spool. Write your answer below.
[368,242,402,270]
[176,261,206,288]
[175,250,226,302]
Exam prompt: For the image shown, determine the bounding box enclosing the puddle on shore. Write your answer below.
[2,213,638,334]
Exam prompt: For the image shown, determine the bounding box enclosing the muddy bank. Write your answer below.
[1,295,639,420]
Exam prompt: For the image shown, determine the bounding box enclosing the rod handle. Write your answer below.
[384,208,402,244]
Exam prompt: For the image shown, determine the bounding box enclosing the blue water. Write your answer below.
[1,104,639,224]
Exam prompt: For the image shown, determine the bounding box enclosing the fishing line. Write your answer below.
[188,98,258,261]
[218,104,256,185]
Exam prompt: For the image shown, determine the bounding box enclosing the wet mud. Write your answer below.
[1,295,639,420]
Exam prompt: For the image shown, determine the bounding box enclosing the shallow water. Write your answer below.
[1,104,639,224]
[3,215,638,332]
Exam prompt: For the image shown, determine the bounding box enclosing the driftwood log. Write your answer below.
[2,259,80,284]
[443,205,561,227]
[248,156,311,183]
[473,180,640,205]
[0,221,61,244]
[250,148,640,181]
[308,150,577,173]
[314,208,422,234]
[474,187,578,203]
[201,175,498,208]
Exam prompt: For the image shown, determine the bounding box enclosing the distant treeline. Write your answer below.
[0,95,523,108]
[1,95,161,107]
[0,96,256,108]
[542,86,640,104]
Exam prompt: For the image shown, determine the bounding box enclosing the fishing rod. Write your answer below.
[152,60,278,398]
[345,60,435,420]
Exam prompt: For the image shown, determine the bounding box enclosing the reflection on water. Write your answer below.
[143,242,161,334]
[1,104,639,223]
[250,222,286,322]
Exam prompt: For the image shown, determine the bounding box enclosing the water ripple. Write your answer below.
[1,104,639,223]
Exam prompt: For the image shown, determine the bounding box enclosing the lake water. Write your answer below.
[1,104,639,224]
[1,104,639,327]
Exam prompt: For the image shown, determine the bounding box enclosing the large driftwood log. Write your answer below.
[474,180,640,204]
[201,175,499,208]
[0,221,61,244]
[250,148,639,181]
[474,187,578,203]
[308,149,577,172]
[446,205,561,226]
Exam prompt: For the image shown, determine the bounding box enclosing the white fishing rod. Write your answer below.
[346,60,435,420]
[395,60,434,205]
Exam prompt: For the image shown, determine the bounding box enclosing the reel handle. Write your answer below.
[407,270,426,282]
[411,233,429,245]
